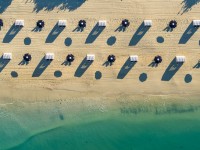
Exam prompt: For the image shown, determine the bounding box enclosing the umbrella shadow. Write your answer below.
[193,60,200,68]
[161,58,183,81]
[74,57,93,77]
[0,56,10,72]
[115,25,126,32]
[179,22,198,44]
[0,0,12,13]
[33,0,86,12]
[139,73,147,82]
[32,26,42,32]
[117,59,136,79]
[185,74,192,83]
[85,23,105,44]
[46,23,64,43]
[18,60,29,65]
[129,22,150,46]
[95,71,102,80]
[32,57,52,77]
[3,23,22,43]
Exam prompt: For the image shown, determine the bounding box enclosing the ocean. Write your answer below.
[1,99,200,150]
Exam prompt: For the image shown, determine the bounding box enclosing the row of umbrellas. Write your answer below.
[22,53,162,64]
[36,19,177,29]
[35,20,86,29]
[0,19,177,29]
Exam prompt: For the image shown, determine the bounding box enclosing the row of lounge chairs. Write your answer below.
[2,53,186,63]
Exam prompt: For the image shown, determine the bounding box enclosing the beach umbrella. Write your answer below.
[169,20,177,29]
[79,20,86,28]
[37,20,45,28]
[67,54,75,62]
[23,53,32,62]
[154,55,162,64]
[0,19,3,26]
[122,19,130,27]
[108,55,116,63]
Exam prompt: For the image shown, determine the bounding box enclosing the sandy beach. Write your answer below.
[0,1,200,149]
[0,0,199,102]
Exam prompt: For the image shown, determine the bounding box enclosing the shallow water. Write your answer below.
[1,99,200,150]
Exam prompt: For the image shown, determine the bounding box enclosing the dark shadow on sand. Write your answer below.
[193,60,200,68]
[33,0,86,12]
[74,57,93,77]
[179,0,200,14]
[73,26,84,32]
[32,57,52,77]
[0,56,10,72]
[95,71,102,80]
[0,0,12,13]
[85,23,105,44]
[54,70,62,78]
[102,61,113,67]
[3,24,22,43]
[45,23,64,43]
[117,59,136,79]
[11,71,18,78]
[148,61,158,67]
[61,60,71,66]
[115,25,126,32]
[139,73,147,82]
[24,37,31,45]
[157,36,164,43]
[65,37,72,46]
[163,26,173,32]
[161,58,183,81]
[179,22,198,44]
[32,26,42,32]
[107,36,116,46]
[184,74,192,83]
[18,60,29,65]
[129,22,150,46]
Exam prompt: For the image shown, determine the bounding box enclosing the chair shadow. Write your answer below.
[45,23,64,43]
[148,61,158,67]
[74,57,93,77]
[32,57,52,77]
[117,59,136,79]
[129,22,150,46]
[33,0,86,12]
[179,22,198,44]
[161,58,183,81]
[115,25,126,32]
[102,61,112,67]
[0,0,12,13]
[163,26,173,32]
[3,23,22,43]
[193,61,200,68]
[0,56,10,72]
[61,60,71,66]
[18,60,29,65]
[32,26,42,32]
[73,26,84,32]
[85,23,105,44]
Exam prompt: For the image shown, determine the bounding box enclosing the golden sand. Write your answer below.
[0,0,199,101]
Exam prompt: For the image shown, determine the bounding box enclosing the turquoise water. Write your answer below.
[1,100,200,150]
